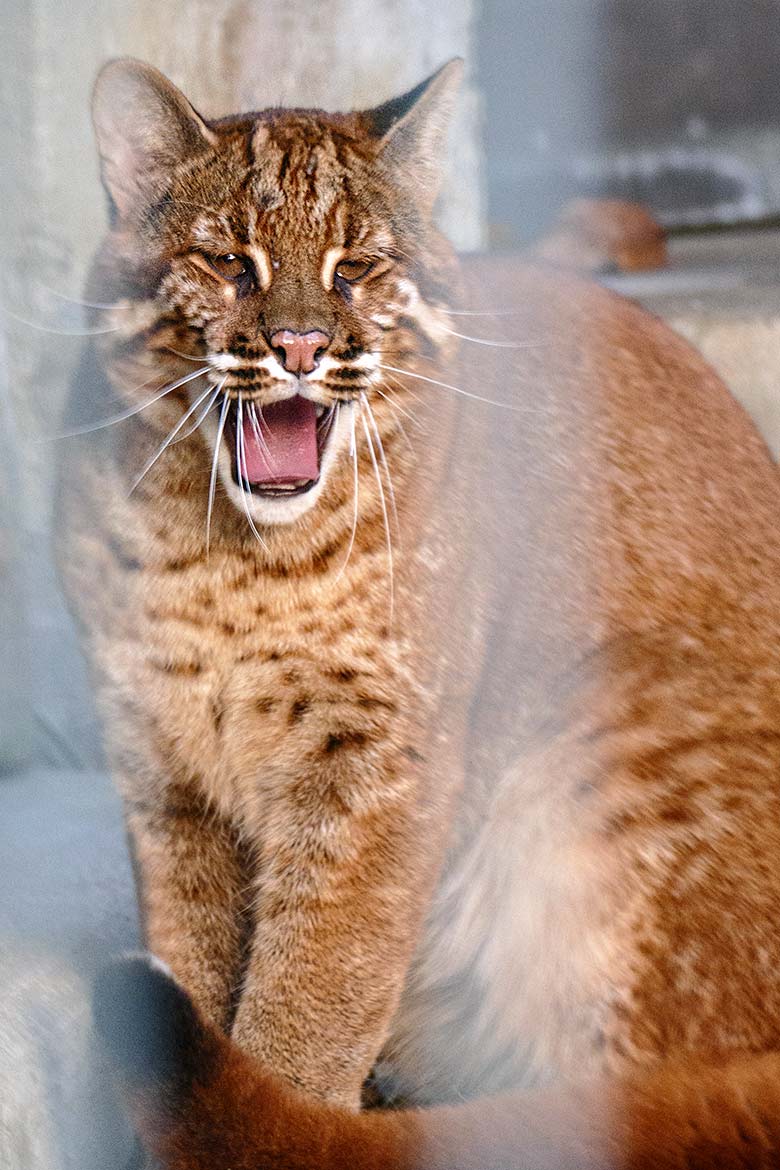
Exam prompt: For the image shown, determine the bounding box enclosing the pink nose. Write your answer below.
[270,329,330,375]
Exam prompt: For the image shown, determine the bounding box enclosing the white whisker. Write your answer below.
[254,402,274,438]
[0,303,121,337]
[445,308,523,318]
[373,384,421,435]
[236,395,268,551]
[129,380,218,495]
[371,359,428,414]
[171,384,221,444]
[361,392,399,537]
[249,401,275,468]
[205,383,230,556]
[317,403,336,430]
[334,406,359,583]
[48,365,213,440]
[317,404,338,450]
[360,406,394,624]
[38,285,118,311]
[376,405,414,453]
[378,363,543,414]
[163,345,209,363]
[439,323,546,350]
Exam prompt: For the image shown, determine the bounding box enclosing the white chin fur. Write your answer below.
[201,403,353,527]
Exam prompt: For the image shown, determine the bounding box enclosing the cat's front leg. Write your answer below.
[231,739,439,1109]
[125,792,251,1032]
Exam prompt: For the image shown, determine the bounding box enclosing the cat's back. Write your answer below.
[461,254,778,515]
[455,255,780,657]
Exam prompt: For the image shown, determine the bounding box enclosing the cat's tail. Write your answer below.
[94,956,780,1170]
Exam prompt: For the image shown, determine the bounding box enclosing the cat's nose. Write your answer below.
[270,330,330,375]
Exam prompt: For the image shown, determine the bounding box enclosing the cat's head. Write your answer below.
[91,59,462,527]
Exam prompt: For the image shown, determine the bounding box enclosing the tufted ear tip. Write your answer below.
[365,59,466,212]
[437,57,465,82]
[93,56,158,99]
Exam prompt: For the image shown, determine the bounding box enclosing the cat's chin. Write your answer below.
[223,473,329,526]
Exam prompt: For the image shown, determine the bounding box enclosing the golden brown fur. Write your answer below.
[59,59,780,1166]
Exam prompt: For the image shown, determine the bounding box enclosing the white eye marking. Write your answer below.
[321,245,345,291]
[222,284,237,304]
[249,246,274,292]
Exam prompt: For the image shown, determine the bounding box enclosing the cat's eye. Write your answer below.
[207,253,252,281]
[335,259,373,283]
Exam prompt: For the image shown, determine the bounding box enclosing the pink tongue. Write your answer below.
[240,396,319,484]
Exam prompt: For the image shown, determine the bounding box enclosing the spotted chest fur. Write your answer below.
[131,561,419,819]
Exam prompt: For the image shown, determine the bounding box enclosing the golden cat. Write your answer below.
[57,58,780,1166]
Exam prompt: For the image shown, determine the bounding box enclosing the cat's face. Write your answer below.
[92,61,461,526]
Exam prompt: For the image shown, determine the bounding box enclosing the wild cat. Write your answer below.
[56,56,780,1167]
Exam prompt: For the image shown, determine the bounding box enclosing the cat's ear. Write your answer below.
[92,58,217,219]
[368,59,464,211]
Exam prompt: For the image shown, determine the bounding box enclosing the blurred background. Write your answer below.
[484,0,780,243]
[3,2,780,1161]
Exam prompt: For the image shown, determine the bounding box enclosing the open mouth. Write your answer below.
[225,396,336,499]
